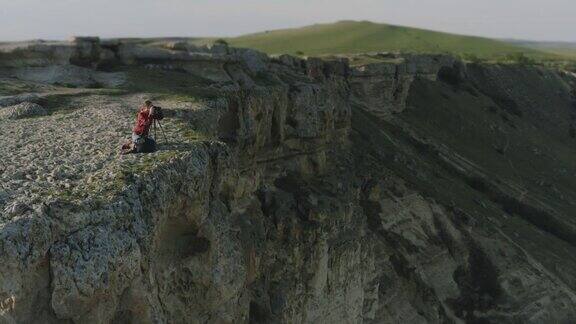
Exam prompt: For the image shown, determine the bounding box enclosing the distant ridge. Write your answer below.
[226,20,545,58]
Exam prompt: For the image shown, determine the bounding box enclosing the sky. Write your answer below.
[0,0,575,42]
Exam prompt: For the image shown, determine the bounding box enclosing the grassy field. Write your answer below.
[226,20,549,59]
[548,48,576,58]
[508,40,576,59]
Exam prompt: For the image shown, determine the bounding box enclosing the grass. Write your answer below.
[538,48,576,59]
[177,122,206,141]
[226,20,552,60]
[508,41,576,60]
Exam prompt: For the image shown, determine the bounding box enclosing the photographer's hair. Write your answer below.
[144,100,153,107]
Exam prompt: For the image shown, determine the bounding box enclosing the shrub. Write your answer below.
[461,53,483,64]
[504,52,536,65]
[214,39,229,46]
[562,61,576,72]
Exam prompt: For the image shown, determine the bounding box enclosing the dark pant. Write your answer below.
[135,136,156,153]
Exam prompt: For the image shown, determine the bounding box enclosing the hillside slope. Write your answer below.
[508,40,576,59]
[228,20,542,57]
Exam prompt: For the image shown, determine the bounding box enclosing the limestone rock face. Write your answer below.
[228,48,270,74]
[1,40,576,324]
[350,54,456,116]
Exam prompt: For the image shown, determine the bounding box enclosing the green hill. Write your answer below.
[507,40,576,59]
[227,20,545,58]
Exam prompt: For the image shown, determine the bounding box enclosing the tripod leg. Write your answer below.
[158,121,168,143]
[153,120,157,141]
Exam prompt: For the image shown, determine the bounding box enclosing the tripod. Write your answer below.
[153,119,168,143]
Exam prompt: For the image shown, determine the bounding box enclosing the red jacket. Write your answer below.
[133,106,154,136]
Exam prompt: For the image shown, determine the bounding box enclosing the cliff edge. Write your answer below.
[1,38,576,323]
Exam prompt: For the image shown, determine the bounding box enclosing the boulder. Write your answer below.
[275,54,305,69]
[229,48,269,74]
[208,43,230,55]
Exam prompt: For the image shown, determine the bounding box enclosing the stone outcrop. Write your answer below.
[0,102,46,120]
[350,54,457,116]
[0,94,41,108]
[13,65,126,88]
[1,39,576,324]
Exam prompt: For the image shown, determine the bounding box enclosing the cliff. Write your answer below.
[1,38,576,323]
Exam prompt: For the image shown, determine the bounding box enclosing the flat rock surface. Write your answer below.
[0,91,207,219]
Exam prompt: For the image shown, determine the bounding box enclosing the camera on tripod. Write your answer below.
[151,106,164,120]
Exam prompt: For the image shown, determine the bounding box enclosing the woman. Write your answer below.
[121,100,156,154]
